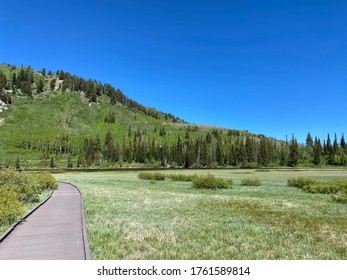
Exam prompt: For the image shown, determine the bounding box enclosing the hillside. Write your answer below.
[1,63,346,169]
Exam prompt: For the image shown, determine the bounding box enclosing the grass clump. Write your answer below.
[240,178,262,186]
[287,177,316,189]
[167,173,197,182]
[192,174,232,189]
[138,172,166,181]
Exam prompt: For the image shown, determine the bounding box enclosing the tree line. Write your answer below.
[73,129,347,168]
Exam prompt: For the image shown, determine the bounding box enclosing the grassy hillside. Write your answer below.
[3,63,344,169]
[0,91,189,166]
[1,64,260,169]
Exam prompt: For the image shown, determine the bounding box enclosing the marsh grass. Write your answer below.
[54,169,347,260]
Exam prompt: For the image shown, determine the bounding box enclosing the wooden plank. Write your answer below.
[0,182,90,260]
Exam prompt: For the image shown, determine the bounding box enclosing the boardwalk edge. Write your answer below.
[58,181,92,260]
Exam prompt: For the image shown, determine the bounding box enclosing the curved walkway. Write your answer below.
[0,182,90,260]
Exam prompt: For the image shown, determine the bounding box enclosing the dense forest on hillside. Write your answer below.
[0,63,346,169]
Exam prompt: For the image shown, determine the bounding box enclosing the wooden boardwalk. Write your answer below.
[0,182,90,260]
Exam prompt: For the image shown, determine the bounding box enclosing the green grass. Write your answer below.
[54,169,347,260]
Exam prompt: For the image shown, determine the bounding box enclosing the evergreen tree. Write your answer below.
[257,137,268,166]
[175,136,183,166]
[326,134,335,164]
[306,132,313,147]
[245,136,255,163]
[288,134,299,167]
[313,137,322,165]
[215,140,223,166]
[11,73,17,88]
[22,81,32,98]
[341,133,346,150]
[333,133,339,155]
[237,142,246,167]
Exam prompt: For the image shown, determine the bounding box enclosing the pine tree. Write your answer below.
[333,133,339,155]
[306,132,313,147]
[216,140,223,166]
[341,133,346,150]
[237,142,246,167]
[313,137,322,165]
[326,134,334,165]
[305,132,314,160]
[288,134,299,167]
[245,136,255,163]
[257,137,268,166]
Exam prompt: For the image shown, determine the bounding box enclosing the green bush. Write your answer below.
[303,181,347,194]
[332,192,347,204]
[0,187,24,225]
[32,172,58,192]
[0,169,57,201]
[287,177,316,189]
[167,173,197,182]
[240,178,262,186]
[0,169,40,202]
[138,172,166,181]
[192,174,232,189]
[0,169,58,226]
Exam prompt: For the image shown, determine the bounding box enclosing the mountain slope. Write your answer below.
[2,63,344,168]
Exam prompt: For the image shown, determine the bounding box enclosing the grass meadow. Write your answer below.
[54,169,347,260]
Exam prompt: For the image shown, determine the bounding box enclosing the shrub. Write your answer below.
[240,178,262,186]
[302,181,347,194]
[167,173,197,182]
[0,169,40,202]
[32,172,58,192]
[192,174,232,189]
[138,172,166,181]
[0,170,58,203]
[287,177,316,189]
[332,193,347,204]
[0,187,24,225]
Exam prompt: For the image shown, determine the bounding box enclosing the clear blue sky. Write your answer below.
[1,0,346,143]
